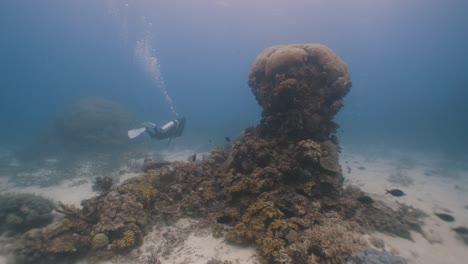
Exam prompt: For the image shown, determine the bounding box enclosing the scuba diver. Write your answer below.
[128,117,186,141]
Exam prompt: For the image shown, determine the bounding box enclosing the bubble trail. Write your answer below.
[134,36,178,117]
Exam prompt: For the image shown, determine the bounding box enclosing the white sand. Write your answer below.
[6,178,96,207]
[131,218,259,264]
[341,147,468,264]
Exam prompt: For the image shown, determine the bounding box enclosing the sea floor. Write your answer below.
[341,147,468,264]
[0,146,467,264]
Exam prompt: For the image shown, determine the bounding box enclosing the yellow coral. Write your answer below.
[227,169,274,196]
[224,192,295,262]
[201,189,217,201]
[112,229,135,250]
[260,236,285,258]
[61,217,76,228]
[297,139,321,163]
[45,236,77,253]
[239,194,253,207]
[224,207,241,219]
[115,172,159,209]
[118,183,156,209]
[270,219,285,230]
[286,221,367,264]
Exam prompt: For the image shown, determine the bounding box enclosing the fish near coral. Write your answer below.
[452,227,468,245]
[385,189,405,197]
[452,227,468,234]
[434,213,455,222]
[357,195,374,205]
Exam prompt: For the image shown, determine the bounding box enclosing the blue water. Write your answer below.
[1,0,467,155]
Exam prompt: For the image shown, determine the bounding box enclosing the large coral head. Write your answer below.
[248,44,351,141]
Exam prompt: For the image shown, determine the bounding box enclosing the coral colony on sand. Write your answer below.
[13,44,425,263]
[0,193,54,233]
[52,98,132,152]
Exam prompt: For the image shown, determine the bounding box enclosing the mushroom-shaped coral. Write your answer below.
[248,44,351,141]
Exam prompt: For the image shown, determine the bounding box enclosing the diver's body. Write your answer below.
[144,117,186,140]
[128,117,186,140]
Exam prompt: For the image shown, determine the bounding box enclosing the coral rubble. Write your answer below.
[13,44,423,263]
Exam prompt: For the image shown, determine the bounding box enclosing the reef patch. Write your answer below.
[12,44,423,263]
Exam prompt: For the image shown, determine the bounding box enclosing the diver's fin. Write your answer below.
[128,128,146,139]
[142,122,156,128]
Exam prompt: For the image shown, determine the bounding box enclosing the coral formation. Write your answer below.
[285,221,368,263]
[142,159,172,172]
[248,44,351,141]
[14,221,91,264]
[0,193,54,233]
[52,98,132,151]
[12,44,424,263]
[332,187,427,240]
[14,175,156,263]
[92,175,114,192]
[112,229,136,250]
[91,233,109,250]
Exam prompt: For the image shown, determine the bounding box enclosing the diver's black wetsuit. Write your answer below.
[146,117,186,140]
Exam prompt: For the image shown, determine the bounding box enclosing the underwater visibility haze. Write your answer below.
[0,1,468,264]
[1,0,467,152]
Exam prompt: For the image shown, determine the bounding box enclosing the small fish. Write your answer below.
[452,227,468,235]
[385,189,406,197]
[347,166,352,174]
[358,166,366,170]
[191,153,197,162]
[357,195,374,205]
[225,137,231,142]
[435,213,455,222]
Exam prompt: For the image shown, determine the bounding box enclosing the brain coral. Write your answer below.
[248,44,351,141]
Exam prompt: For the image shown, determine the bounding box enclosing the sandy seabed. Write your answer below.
[1,148,467,264]
[341,147,468,264]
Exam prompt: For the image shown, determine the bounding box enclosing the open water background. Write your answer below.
[1,0,467,161]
